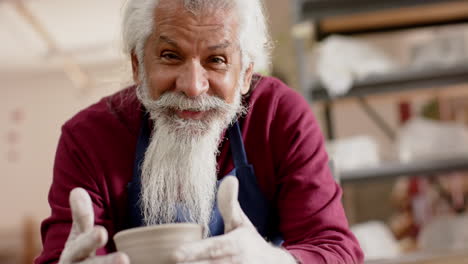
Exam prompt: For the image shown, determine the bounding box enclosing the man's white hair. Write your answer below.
[121,0,272,71]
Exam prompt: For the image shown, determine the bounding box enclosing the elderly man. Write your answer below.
[35,0,363,263]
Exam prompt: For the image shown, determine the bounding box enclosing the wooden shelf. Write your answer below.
[309,64,468,102]
[339,156,468,183]
[301,0,463,19]
[364,250,468,264]
[318,1,468,39]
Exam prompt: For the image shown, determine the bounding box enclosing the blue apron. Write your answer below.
[126,113,282,245]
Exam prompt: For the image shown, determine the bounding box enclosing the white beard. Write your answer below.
[137,77,245,236]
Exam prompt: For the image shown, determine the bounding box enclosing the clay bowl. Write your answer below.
[114,223,203,264]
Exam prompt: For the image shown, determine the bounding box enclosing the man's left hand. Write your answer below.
[171,176,298,264]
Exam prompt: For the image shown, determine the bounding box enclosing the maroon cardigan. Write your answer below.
[35,76,363,264]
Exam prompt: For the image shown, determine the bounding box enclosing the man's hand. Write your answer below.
[171,176,298,264]
[58,188,129,264]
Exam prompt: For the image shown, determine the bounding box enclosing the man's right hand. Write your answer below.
[58,188,129,264]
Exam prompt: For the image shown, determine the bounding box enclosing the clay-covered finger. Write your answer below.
[62,226,108,262]
[69,187,94,234]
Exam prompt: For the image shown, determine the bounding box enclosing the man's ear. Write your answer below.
[241,63,254,95]
[131,51,141,86]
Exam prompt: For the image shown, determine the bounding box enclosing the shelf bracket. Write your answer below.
[324,102,335,140]
[357,97,396,141]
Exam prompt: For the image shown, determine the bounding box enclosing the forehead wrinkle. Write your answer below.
[154,2,238,32]
[208,40,231,51]
[152,3,241,53]
[158,35,180,49]
[156,24,237,50]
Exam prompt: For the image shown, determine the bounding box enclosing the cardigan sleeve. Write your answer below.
[270,85,364,264]
[34,125,114,264]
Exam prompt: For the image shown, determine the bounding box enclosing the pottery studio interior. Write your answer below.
[1,0,468,263]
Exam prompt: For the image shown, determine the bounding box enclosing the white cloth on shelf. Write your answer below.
[316,36,397,96]
[398,118,468,163]
[351,221,401,260]
[418,214,468,251]
[326,135,380,172]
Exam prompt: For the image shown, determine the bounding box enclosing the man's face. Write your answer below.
[132,0,252,121]
[135,1,255,229]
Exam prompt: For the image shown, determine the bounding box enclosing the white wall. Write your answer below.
[0,62,130,229]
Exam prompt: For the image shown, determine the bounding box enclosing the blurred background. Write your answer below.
[2,0,468,263]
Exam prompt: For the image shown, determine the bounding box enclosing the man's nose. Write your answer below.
[175,60,209,98]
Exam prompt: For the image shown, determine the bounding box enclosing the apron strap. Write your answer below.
[126,112,150,228]
[226,120,274,239]
[227,122,249,167]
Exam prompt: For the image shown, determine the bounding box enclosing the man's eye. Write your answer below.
[161,52,180,60]
[210,56,226,64]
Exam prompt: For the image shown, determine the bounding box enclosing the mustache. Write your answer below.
[145,92,236,113]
